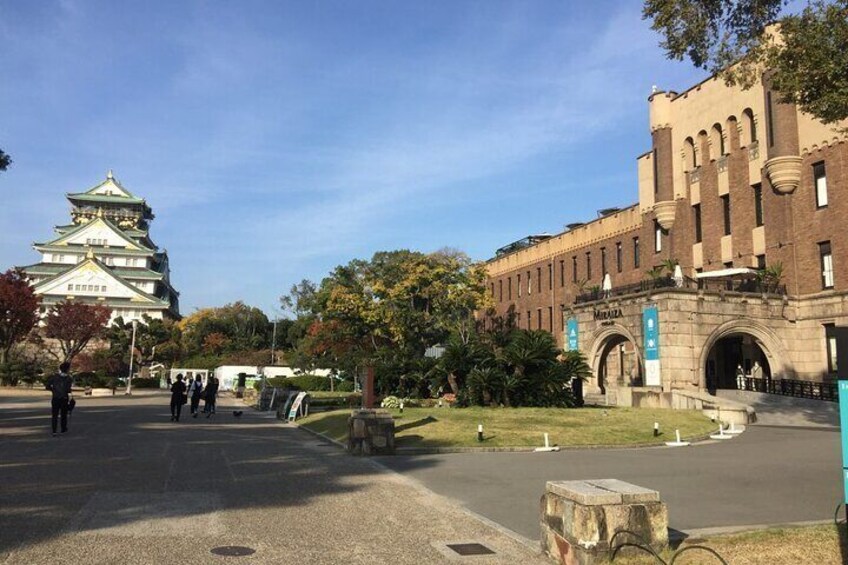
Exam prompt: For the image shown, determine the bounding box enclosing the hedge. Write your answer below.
[255,375,353,392]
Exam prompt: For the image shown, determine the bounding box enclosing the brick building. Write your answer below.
[484,71,847,399]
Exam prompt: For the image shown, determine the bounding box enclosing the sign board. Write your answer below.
[566,318,579,351]
[288,391,307,422]
[643,306,660,386]
[835,327,848,503]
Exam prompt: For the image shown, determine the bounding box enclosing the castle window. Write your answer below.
[711,123,725,157]
[753,184,764,226]
[684,137,697,170]
[766,92,775,147]
[654,221,663,253]
[820,241,834,289]
[721,195,731,235]
[616,242,622,273]
[693,204,702,243]
[826,324,838,373]
[634,237,640,268]
[814,162,828,209]
[742,108,757,145]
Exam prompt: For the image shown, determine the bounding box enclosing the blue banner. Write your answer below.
[643,306,659,360]
[643,306,660,386]
[839,381,848,502]
[566,318,579,351]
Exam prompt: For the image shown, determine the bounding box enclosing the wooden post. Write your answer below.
[363,366,376,409]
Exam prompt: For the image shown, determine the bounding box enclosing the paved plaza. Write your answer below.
[1,389,842,564]
[0,390,544,564]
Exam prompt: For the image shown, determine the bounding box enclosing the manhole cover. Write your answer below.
[210,546,256,557]
[446,543,495,556]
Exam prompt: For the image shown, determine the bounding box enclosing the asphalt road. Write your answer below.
[0,390,546,564]
[378,424,842,540]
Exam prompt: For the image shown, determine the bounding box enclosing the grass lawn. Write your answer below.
[297,405,717,448]
[614,524,845,564]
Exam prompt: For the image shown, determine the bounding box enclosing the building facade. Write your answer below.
[20,171,180,323]
[484,72,847,397]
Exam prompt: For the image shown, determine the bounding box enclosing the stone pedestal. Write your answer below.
[347,409,395,455]
[540,479,667,565]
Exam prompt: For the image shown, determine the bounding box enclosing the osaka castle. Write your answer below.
[20,171,180,323]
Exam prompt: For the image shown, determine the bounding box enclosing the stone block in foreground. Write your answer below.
[347,409,395,455]
[540,479,667,565]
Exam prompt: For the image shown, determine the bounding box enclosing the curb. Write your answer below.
[291,422,717,454]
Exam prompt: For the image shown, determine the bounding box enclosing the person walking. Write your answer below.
[170,374,187,422]
[45,362,74,436]
[189,374,203,418]
[204,376,219,418]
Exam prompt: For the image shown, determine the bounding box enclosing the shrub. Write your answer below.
[381,395,401,408]
[253,374,349,392]
[311,393,362,409]
[131,377,160,389]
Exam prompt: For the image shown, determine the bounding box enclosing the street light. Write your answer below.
[271,316,278,365]
[125,319,138,395]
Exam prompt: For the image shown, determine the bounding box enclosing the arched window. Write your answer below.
[684,137,697,170]
[711,123,725,157]
[742,108,757,146]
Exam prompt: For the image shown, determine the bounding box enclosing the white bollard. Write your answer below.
[710,423,733,440]
[726,421,745,435]
[534,431,560,452]
[665,428,690,447]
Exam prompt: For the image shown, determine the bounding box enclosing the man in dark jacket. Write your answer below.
[45,362,73,436]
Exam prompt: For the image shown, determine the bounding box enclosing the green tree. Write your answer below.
[0,149,10,173]
[644,0,848,126]
[281,249,491,390]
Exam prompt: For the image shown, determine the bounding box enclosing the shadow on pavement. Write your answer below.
[0,390,444,557]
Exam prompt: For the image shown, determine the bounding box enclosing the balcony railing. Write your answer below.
[737,376,837,402]
[574,275,786,304]
[688,168,701,184]
[748,140,760,161]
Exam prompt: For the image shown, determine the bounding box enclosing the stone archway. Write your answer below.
[587,325,644,394]
[699,319,789,392]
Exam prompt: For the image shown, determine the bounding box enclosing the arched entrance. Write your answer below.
[589,327,643,394]
[700,320,786,394]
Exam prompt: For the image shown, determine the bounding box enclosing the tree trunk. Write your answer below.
[447,373,459,395]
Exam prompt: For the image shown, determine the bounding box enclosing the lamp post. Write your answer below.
[125,319,138,395]
[271,317,278,365]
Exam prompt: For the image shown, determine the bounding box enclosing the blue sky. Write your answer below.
[0,0,706,316]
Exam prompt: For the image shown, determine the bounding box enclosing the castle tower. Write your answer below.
[19,171,180,323]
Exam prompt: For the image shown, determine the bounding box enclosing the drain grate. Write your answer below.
[446,543,495,556]
[210,546,256,557]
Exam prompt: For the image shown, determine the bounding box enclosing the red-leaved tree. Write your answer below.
[44,302,112,364]
[0,269,41,365]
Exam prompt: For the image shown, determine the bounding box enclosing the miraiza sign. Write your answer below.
[593,308,623,321]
